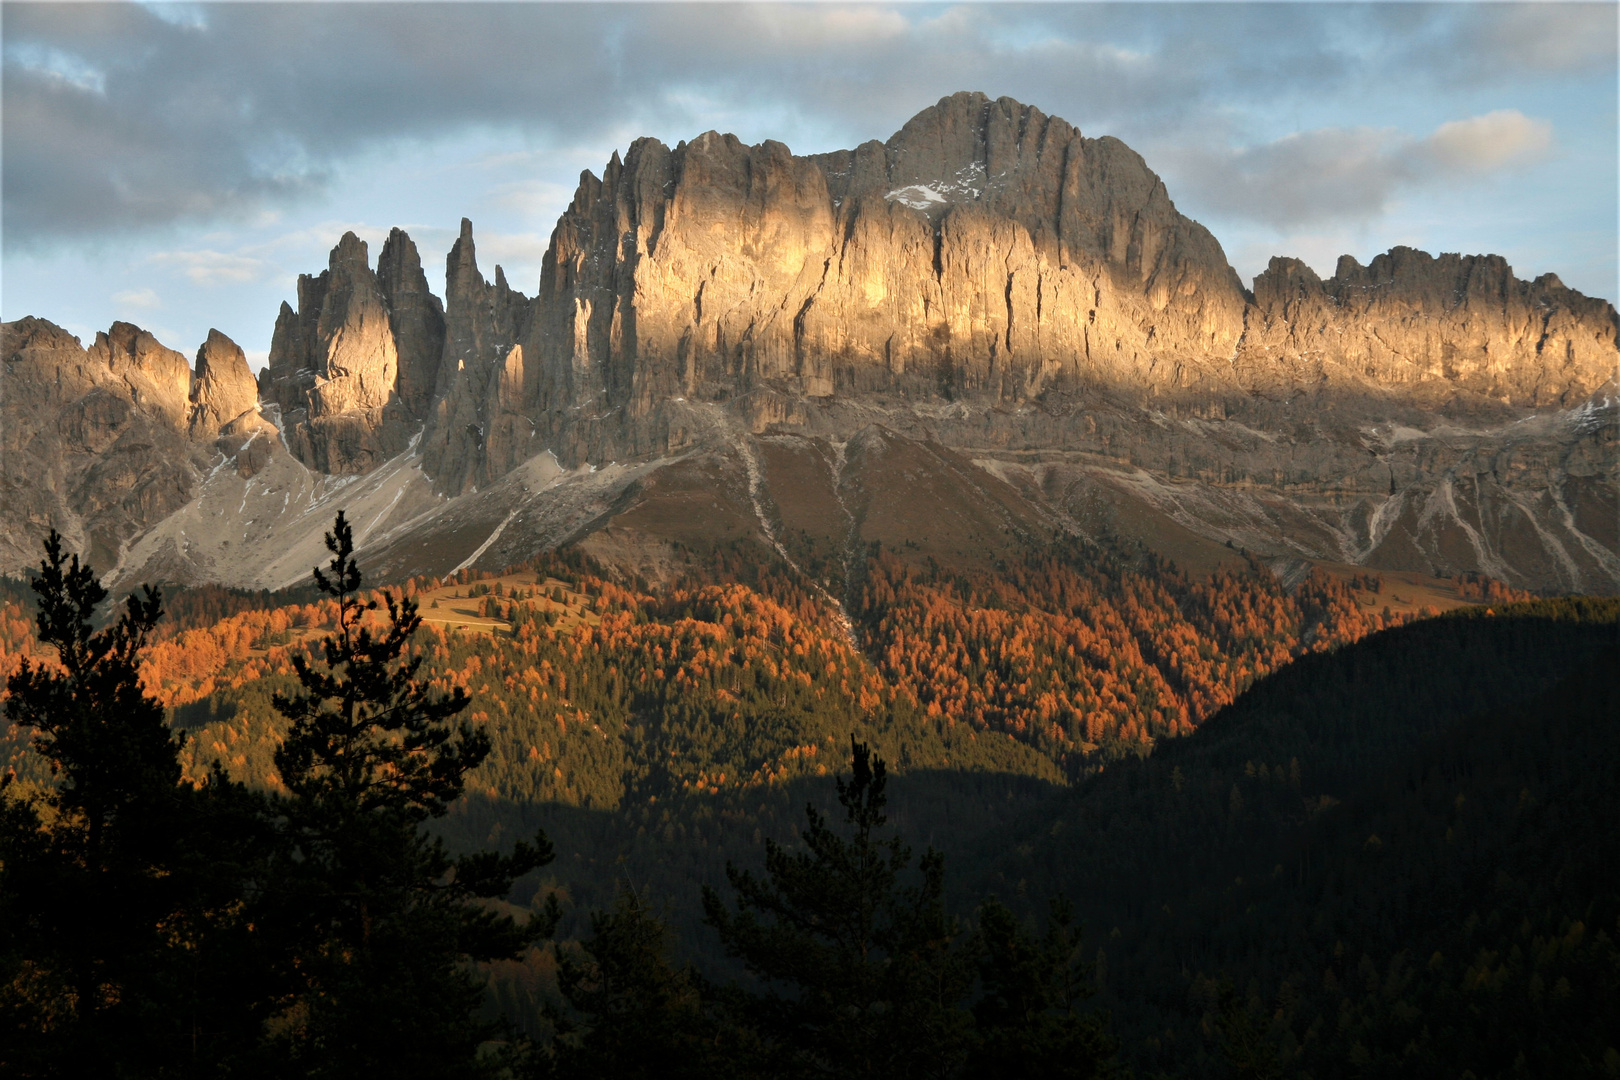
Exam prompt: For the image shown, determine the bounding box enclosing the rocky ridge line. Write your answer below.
[243,91,1620,491]
[0,318,268,571]
[3,91,1616,592]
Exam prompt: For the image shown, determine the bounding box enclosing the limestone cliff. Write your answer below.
[247,91,1617,493]
[511,92,1616,473]
[419,219,534,495]
[524,92,1251,467]
[377,227,446,418]
[1240,249,1616,406]
[5,92,1617,594]
[260,231,422,474]
[189,329,265,438]
[1,319,235,571]
[87,321,193,432]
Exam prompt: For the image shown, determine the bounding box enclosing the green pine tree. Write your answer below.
[1213,983,1282,1080]
[543,885,738,1080]
[263,511,557,1078]
[968,897,1125,1079]
[0,531,272,1077]
[702,738,974,1080]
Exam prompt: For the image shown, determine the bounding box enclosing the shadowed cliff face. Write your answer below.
[3,92,1617,593]
[420,218,536,496]
[0,318,267,573]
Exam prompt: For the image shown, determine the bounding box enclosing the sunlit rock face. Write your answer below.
[515,91,1614,458]
[188,329,264,439]
[377,227,447,420]
[248,91,1618,492]
[524,91,1254,464]
[1,319,234,572]
[89,321,194,433]
[1243,250,1617,406]
[260,231,422,475]
[4,92,1617,593]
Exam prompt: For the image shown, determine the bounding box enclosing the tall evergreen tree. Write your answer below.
[1212,984,1282,1080]
[703,738,973,1080]
[263,511,557,1078]
[0,531,271,1077]
[968,897,1124,1079]
[542,885,737,1080]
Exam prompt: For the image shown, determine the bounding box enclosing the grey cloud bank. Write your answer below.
[5,3,1612,243]
[1167,110,1557,231]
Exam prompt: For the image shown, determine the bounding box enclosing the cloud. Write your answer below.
[481,179,577,221]
[112,286,161,309]
[4,3,1602,249]
[243,220,391,258]
[1420,111,1553,174]
[149,249,266,286]
[1164,111,1557,230]
[1456,3,1618,75]
[743,5,909,48]
[6,41,107,95]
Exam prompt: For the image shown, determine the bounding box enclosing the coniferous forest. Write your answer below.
[1,515,1614,1078]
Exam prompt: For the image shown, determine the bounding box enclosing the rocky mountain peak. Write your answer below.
[188,328,262,438]
[311,231,394,404]
[328,230,370,275]
[2,318,213,571]
[262,230,422,474]
[88,320,193,431]
[421,218,535,496]
[14,93,1611,594]
[521,90,1253,470]
[447,218,479,291]
[377,226,446,418]
[1245,246,1617,405]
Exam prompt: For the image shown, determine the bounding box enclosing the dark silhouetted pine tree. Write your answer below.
[263,511,557,1078]
[703,738,973,1080]
[542,885,744,1079]
[969,897,1125,1079]
[0,531,272,1077]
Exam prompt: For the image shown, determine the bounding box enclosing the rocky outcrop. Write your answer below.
[188,329,264,438]
[377,227,446,418]
[525,92,1251,468]
[516,91,1617,474]
[307,232,398,417]
[419,219,535,495]
[1242,249,1618,406]
[87,321,193,432]
[245,92,1617,496]
[1,318,211,571]
[260,231,423,474]
[6,92,1617,595]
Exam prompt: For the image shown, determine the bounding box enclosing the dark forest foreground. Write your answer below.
[2,519,1615,1078]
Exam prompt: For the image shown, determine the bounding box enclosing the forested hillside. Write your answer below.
[2,535,1434,803]
[3,536,1603,1078]
[967,597,1620,1077]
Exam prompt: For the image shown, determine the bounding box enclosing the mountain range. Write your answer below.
[4,91,1616,596]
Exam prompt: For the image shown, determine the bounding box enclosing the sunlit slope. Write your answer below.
[3,535,1473,801]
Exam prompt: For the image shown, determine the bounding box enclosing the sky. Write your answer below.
[2,1,1615,372]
